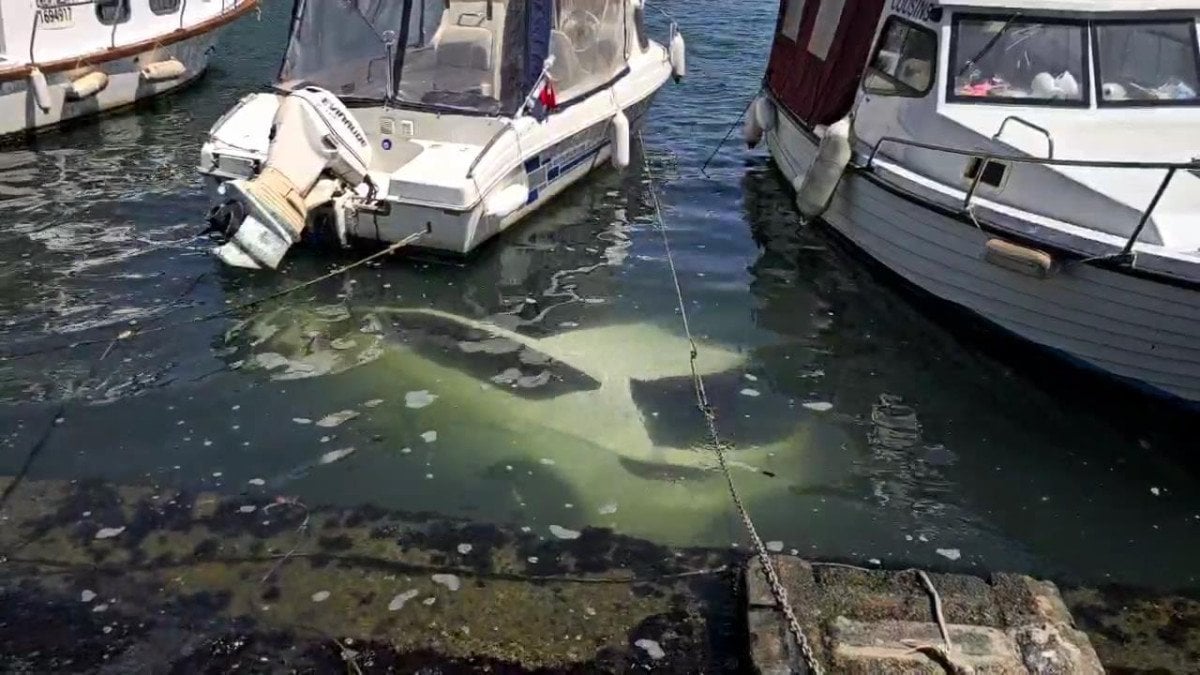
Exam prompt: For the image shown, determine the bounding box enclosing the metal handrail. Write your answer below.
[863,135,1199,257]
[992,115,1054,159]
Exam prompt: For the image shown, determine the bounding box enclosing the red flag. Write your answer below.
[538,79,557,112]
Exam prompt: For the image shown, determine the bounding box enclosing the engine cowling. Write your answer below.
[213,87,373,270]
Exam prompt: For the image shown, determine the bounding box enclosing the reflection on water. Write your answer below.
[0,0,1197,607]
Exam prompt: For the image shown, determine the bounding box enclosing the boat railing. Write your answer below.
[863,136,1199,257]
[992,116,1053,159]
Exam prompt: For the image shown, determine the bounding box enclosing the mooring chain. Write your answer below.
[639,131,823,675]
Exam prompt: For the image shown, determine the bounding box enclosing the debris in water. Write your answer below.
[364,399,385,408]
[81,590,97,603]
[1151,487,1162,496]
[421,431,438,443]
[539,458,556,466]
[740,388,761,397]
[211,471,222,478]
[94,527,125,540]
[320,447,356,465]
[316,410,359,428]
[936,548,962,561]
[598,502,618,515]
[311,590,331,603]
[457,543,473,555]
[744,373,759,382]
[238,505,257,514]
[388,589,420,611]
[425,473,434,480]
[527,556,539,564]
[422,597,437,606]
[869,558,882,566]
[293,418,312,425]
[400,447,412,454]
[549,525,581,540]
[765,540,784,553]
[92,604,109,613]
[248,478,266,486]
[405,390,437,409]
[432,574,461,591]
[635,639,666,660]
[802,401,834,412]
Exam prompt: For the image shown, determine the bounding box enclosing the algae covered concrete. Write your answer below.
[2,476,1198,672]
[0,476,745,672]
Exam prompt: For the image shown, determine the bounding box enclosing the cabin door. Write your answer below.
[766,0,886,126]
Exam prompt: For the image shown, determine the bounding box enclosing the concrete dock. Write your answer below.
[746,556,1105,673]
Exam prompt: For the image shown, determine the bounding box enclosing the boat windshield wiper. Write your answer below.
[957,12,1022,78]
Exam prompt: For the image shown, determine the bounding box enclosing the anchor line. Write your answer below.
[638,130,823,675]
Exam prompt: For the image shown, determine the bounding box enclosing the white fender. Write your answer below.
[669,31,686,83]
[141,59,187,82]
[485,183,529,218]
[611,110,630,170]
[795,117,852,219]
[29,67,52,112]
[67,71,108,101]
[743,106,763,149]
[753,95,776,133]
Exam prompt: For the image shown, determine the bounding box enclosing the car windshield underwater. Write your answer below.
[277,0,631,115]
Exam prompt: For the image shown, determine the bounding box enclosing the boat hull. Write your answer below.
[0,31,220,139]
[767,104,1200,407]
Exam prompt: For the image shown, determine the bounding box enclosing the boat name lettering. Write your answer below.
[891,0,935,22]
[320,95,367,147]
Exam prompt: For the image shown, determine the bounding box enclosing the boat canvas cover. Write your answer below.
[278,0,627,115]
[766,0,886,126]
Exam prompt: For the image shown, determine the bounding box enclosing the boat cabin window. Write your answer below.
[1094,20,1200,106]
[94,0,130,25]
[949,16,1088,106]
[781,0,807,41]
[864,17,937,97]
[149,0,182,16]
[548,0,629,104]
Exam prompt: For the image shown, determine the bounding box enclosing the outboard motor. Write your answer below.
[211,87,373,269]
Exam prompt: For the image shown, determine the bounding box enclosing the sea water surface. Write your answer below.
[1,0,1198,596]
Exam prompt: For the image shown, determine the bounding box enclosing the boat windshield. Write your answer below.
[949,16,1088,106]
[1095,20,1200,106]
[277,0,531,115]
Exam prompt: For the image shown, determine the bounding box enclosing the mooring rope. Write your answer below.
[638,130,823,674]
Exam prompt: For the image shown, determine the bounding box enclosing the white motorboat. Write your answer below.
[748,0,1200,407]
[0,0,259,139]
[198,0,685,270]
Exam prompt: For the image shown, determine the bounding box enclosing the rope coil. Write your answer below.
[638,131,823,675]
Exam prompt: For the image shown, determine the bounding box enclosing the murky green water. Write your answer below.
[1,0,1198,597]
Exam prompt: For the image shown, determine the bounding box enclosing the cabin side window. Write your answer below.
[95,0,131,25]
[948,15,1088,106]
[149,0,182,16]
[1094,20,1200,106]
[864,17,938,97]
[781,0,807,41]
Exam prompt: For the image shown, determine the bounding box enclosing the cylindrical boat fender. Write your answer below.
[743,106,764,149]
[141,58,187,82]
[485,183,530,219]
[669,31,686,83]
[67,71,108,101]
[795,117,852,219]
[611,110,630,170]
[29,67,52,112]
[753,95,776,133]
